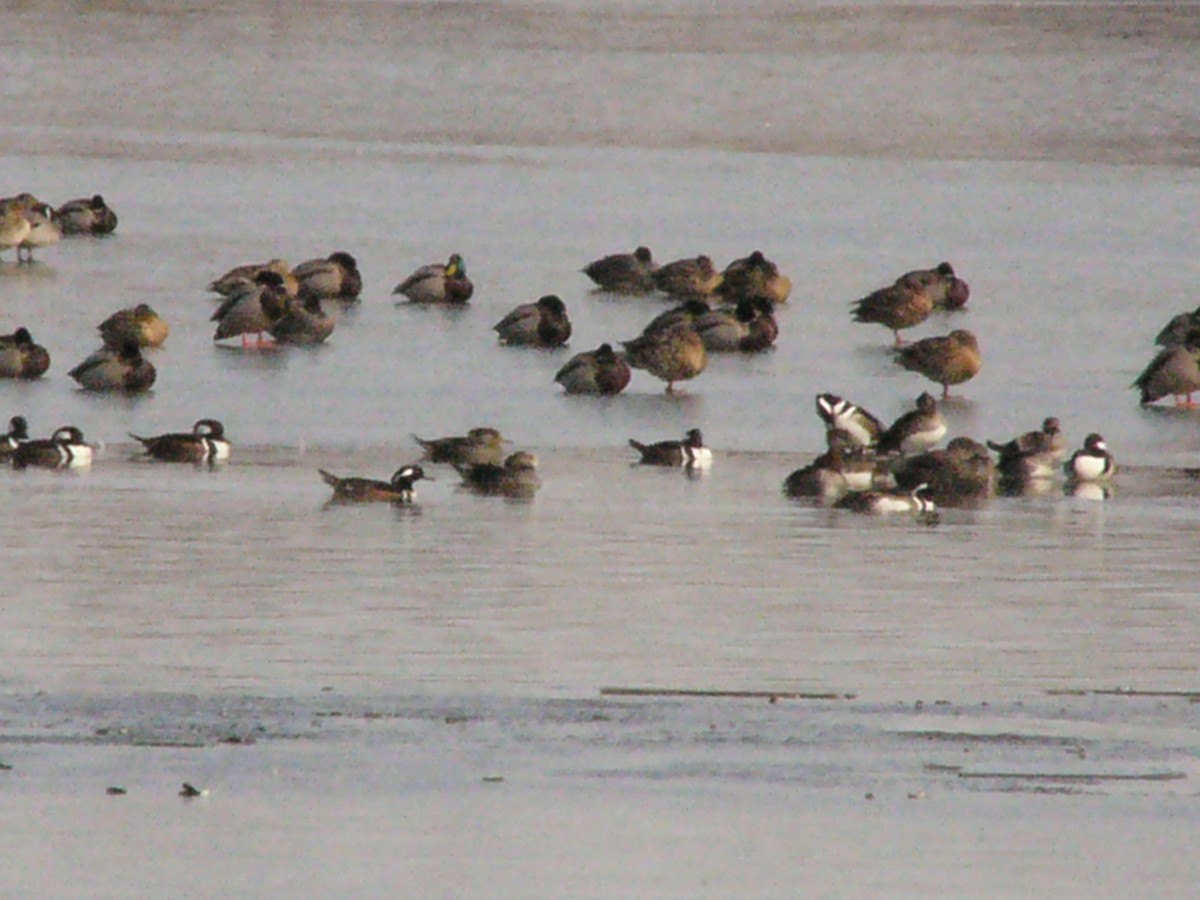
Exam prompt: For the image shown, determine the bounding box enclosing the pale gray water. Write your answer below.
[3,1,1200,897]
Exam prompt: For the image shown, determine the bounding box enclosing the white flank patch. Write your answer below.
[1070,454,1109,482]
[685,447,713,469]
[208,439,231,461]
[66,444,93,467]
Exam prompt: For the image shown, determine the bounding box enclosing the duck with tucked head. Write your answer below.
[319,464,429,503]
[0,204,32,261]
[293,251,362,303]
[17,202,61,263]
[815,393,884,451]
[413,427,507,467]
[850,272,936,346]
[834,483,937,517]
[894,329,981,398]
[554,343,631,395]
[693,296,778,352]
[718,251,792,305]
[269,293,335,345]
[0,415,30,459]
[207,258,298,298]
[99,304,169,349]
[493,294,572,348]
[54,194,118,236]
[12,426,92,469]
[876,392,947,456]
[621,323,707,394]
[891,436,994,507]
[130,419,231,464]
[628,428,712,469]
[640,298,713,337]
[211,270,291,346]
[653,255,723,298]
[1132,341,1200,407]
[1064,433,1116,483]
[0,327,50,379]
[583,246,658,294]
[68,342,156,393]
[456,451,540,498]
[393,253,474,304]
[897,262,970,311]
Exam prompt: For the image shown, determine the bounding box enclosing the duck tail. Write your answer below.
[628,439,648,456]
[317,469,340,487]
[128,432,150,447]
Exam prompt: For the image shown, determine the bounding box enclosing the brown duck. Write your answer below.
[894,329,981,398]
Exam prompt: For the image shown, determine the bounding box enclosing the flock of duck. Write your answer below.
[1,189,1194,513]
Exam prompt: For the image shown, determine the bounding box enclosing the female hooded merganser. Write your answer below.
[456,451,540,498]
[413,427,507,467]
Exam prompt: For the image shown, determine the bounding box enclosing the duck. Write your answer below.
[693,296,778,352]
[68,342,156,392]
[621,323,707,394]
[413,427,507,467]
[554,343,632,395]
[0,327,51,379]
[640,298,713,336]
[897,262,970,311]
[628,428,712,469]
[1154,306,1200,349]
[784,429,885,501]
[98,304,169,349]
[269,294,335,345]
[207,258,298,298]
[0,415,30,459]
[11,426,92,469]
[987,417,1066,468]
[1064,433,1116,483]
[293,251,362,302]
[54,194,118,235]
[130,419,231,463]
[876,392,947,455]
[894,329,981,398]
[582,246,658,294]
[814,393,884,450]
[850,273,935,345]
[717,251,792,305]
[493,294,572,348]
[211,270,291,345]
[17,202,61,263]
[652,255,723,298]
[319,464,428,503]
[834,483,937,516]
[0,204,33,261]
[456,451,540,498]
[392,253,473,304]
[1132,342,1200,407]
[891,436,994,506]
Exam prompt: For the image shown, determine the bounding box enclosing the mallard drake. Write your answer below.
[413,427,507,467]
[628,428,712,469]
[652,255,723,298]
[1064,433,1116,483]
[293,251,362,302]
[582,246,658,294]
[0,205,32,260]
[0,327,50,379]
[98,304,169,349]
[11,426,92,469]
[850,273,936,345]
[718,251,792,305]
[894,329,981,398]
[897,262,970,311]
[68,342,156,392]
[554,343,631,395]
[493,294,572,348]
[130,419,230,463]
[892,436,994,506]
[54,194,118,235]
[17,202,61,263]
[876,392,947,455]
[269,294,334,345]
[692,296,778,352]
[319,464,428,503]
[621,323,707,393]
[815,393,884,450]
[640,298,713,336]
[207,258,298,298]
[1132,342,1200,407]
[392,253,473,304]
[456,451,540,498]
[211,270,290,345]
[0,415,30,459]
[834,483,937,516]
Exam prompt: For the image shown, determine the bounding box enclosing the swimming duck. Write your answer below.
[784,429,884,501]
[68,342,156,392]
[293,251,362,302]
[834,483,937,516]
[54,194,118,235]
[0,205,32,261]
[207,258,298,298]
[319,464,428,503]
[850,272,936,345]
[0,415,30,459]
[98,304,169,349]
[269,294,335,345]
[211,270,291,345]
[652,255,723,298]
[894,329,981,398]
[718,251,792,305]
[456,451,540,498]
[693,296,778,352]
[17,202,61,263]
[392,253,473,304]
[640,298,713,336]
[1132,342,1200,407]
[814,393,884,450]
[628,428,712,469]
[413,427,507,467]
[11,426,92,469]
[897,262,970,311]
[876,392,947,455]
[0,327,51,379]
[493,294,572,348]
[582,246,658,294]
[987,417,1066,470]
[891,436,994,506]
[621,323,707,393]
[130,419,231,463]
[1064,433,1116,483]
[554,343,632,395]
